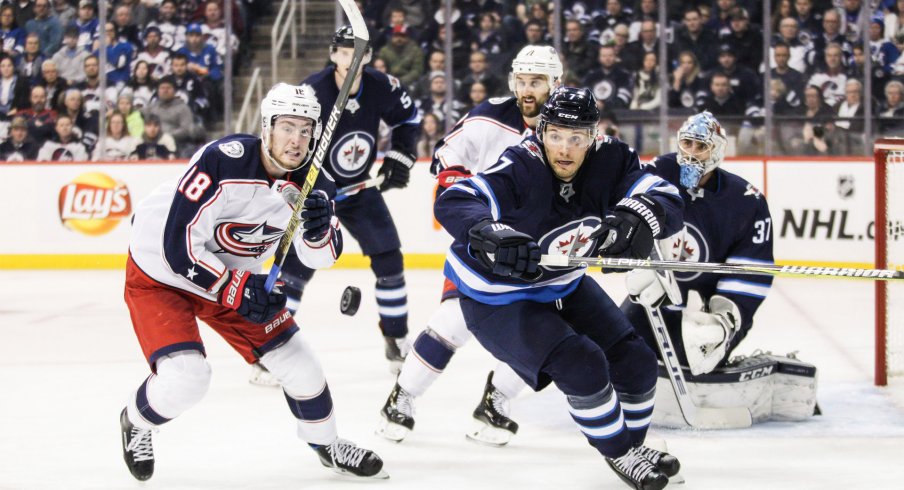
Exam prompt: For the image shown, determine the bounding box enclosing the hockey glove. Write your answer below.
[300,190,334,244]
[434,165,472,198]
[626,269,670,308]
[682,295,741,375]
[378,150,416,190]
[592,195,664,259]
[468,220,542,280]
[219,270,287,324]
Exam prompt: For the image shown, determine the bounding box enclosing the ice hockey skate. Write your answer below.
[248,361,279,387]
[313,438,388,479]
[376,382,415,442]
[606,446,669,490]
[635,445,681,478]
[466,372,519,446]
[383,335,410,374]
[119,408,155,481]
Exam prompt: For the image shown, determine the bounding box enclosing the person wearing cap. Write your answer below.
[0,115,39,161]
[135,25,172,81]
[72,0,99,53]
[24,0,62,58]
[51,25,88,82]
[376,23,423,87]
[176,21,222,118]
[130,112,175,160]
[719,6,763,73]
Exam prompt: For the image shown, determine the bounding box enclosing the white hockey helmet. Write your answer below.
[260,82,323,171]
[508,45,564,93]
[676,111,727,188]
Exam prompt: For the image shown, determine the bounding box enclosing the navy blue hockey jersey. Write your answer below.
[129,134,341,301]
[647,153,774,341]
[434,135,684,305]
[302,66,420,186]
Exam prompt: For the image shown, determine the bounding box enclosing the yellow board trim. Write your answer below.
[0,254,879,271]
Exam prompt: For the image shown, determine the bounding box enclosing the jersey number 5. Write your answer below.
[752,218,771,244]
[178,168,212,202]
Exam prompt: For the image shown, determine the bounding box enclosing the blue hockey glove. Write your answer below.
[592,195,664,259]
[219,270,287,324]
[300,190,333,243]
[378,150,416,190]
[468,220,542,280]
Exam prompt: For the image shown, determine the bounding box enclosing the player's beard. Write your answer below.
[517,92,548,118]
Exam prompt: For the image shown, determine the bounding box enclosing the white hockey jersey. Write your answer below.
[128,134,342,302]
[431,96,532,175]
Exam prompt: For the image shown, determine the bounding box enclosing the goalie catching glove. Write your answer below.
[468,220,541,280]
[378,150,416,190]
[683,295,741,375]
[219,270,287,324]
[591,195,664,260]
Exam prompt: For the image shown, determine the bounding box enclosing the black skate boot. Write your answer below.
[635,445,681,478]
[383,335,409,375]
[466,371,519,446]
[376,382,415,442]
[119,408,155,481]
[606,447,669,490]
[313,438,388,479]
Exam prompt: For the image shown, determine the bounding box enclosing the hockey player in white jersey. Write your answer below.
[119,83,387,481]
[377,45,562,446]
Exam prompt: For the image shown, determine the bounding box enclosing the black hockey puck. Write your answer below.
[340,286,361,316]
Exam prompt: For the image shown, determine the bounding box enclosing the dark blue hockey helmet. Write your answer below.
[537,87,600,142]
[330,25,372,64]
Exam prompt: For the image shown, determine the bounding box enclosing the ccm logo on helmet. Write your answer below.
[558,113,578,119]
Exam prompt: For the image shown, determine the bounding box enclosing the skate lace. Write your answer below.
[126,427,154,462]
[634,445,662,465]
[489,389,510,417]
[616,448,656,482]
[395,387,415,417]
[325,439,367,469]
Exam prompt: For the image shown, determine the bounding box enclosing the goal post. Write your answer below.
[874,139,904,386]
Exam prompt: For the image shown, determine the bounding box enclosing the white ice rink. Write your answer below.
[2,268,903,490]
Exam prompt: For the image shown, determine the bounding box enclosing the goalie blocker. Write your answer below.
[652,351,818,428]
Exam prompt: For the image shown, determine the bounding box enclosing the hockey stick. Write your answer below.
[644,304,753,429]
[264,0,369,292]
[335,175,385,201]
[539,255,904,281]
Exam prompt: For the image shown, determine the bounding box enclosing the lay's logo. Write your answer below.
[58,172,132,236]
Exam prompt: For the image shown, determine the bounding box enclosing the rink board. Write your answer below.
[0,157,879,269]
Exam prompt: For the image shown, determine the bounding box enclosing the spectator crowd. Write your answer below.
[1,0,259,161]
[4,1,904,160]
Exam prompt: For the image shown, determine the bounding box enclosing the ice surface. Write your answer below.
[1,269,903,489]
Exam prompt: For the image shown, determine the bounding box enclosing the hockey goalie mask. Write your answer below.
[261,83,323,173]
[676,112,727,189]
[509,45,563,101]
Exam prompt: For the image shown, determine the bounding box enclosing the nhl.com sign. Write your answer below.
[57,172,132,236]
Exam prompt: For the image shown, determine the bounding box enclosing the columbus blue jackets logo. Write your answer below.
[330,131,374,178]
[214,222,283,257]
[537,217,601,269]
[670,223,709,282]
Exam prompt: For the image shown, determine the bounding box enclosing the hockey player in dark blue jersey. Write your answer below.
[119,83,387,481]
[435,87,684,490]
[621,112,817,425]
[249,25,421,384]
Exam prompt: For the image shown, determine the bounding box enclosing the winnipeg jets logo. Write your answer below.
[346,98,360,114]
[521,140,543,160]
[330,131,374,178]
[537,217,602,269]
[214,222,283,257]
[744,183,762,199]
[671,222,709,282]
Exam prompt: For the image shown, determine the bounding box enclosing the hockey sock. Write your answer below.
[398,330,455,397]
[567,383,632,459]
[371,250,407,337]
[619,387,655,446]
[285,384,337,446]
[490,362,528,400]
[128,351,212,429]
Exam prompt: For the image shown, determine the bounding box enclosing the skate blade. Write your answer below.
[465,421,513,447]
[375,417,410,442]
[669,472,686,484]
[327,466,390,480]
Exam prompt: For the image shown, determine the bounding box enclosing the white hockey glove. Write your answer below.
[682,295,741,376]
[626,269,669,307]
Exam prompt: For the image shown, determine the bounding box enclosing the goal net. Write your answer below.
[874,140,904,386]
